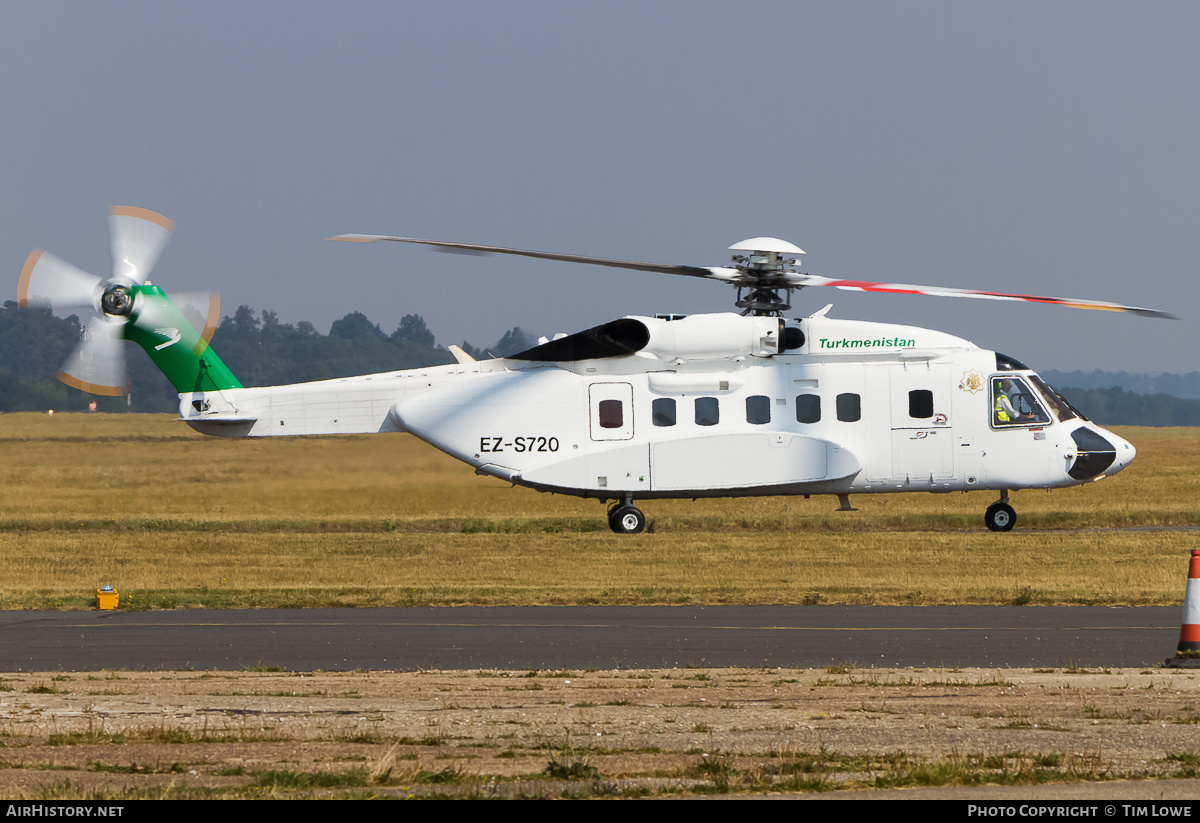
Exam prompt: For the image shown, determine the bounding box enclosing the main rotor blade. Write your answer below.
[110,206,174,285]
[793,275,1178,319]
[330,233,1174,319]
[330,234,738,281]
[58,317,127,396]
[17,250,102,312]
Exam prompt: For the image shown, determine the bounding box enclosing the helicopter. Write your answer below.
[18,207,1174,534]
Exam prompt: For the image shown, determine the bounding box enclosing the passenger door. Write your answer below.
[889,364,954,481]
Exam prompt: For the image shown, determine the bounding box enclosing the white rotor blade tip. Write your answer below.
[58,318,127,396]
[328,234,384,243]
[109,206,174,285]
[17,249,102,311]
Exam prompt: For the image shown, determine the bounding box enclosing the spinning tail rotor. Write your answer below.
[17,207,238,397]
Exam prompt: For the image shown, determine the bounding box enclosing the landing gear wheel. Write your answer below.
[608,505,646,535]
[985,502,1016,532]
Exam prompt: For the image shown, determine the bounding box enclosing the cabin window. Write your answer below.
[746,395,771,425]
[795,394,821,424]
[695,397,719,427]
[598,399,624,429]
[836,393,861,422]
[908,389,934,419]
[652,398,676,427]
[991,376,1051,427]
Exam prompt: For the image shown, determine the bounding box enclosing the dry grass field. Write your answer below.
[3,414,1200,800]
[0,413,1197,609]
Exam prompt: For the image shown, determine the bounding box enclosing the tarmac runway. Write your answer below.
[0,605,1182,671]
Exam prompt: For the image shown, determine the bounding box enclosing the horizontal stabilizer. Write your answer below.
[180,415,258,438]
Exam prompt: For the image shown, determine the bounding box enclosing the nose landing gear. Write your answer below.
[985,490,1016,532]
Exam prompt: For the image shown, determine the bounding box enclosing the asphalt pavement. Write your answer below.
[0,605,1181,671]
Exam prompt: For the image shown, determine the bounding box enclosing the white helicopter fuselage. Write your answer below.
[181,312,1134,506]
[21,211,1159,534]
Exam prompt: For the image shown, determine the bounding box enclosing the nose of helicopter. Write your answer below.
[1067,424,1133,481]
[1106,429,1136,475]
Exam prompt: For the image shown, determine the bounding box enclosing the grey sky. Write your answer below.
[3,1,1195,374]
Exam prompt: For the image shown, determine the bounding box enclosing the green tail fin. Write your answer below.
[122,285,242,393]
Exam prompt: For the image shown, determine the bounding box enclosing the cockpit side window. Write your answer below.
[991,376,1051,428]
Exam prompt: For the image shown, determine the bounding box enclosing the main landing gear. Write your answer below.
[985,490,1016,532]
[607,497,646,534]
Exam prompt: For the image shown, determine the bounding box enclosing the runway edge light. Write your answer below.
[96,585,118,611]
[1165,549,1200,669]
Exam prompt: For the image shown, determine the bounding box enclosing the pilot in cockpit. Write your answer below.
[994,378,1020,425]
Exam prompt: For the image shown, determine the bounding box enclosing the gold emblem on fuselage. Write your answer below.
[959,369,983,394]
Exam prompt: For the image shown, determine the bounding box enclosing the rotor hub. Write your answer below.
[724,239,806,315]
[101,284,134,316]
[730,250,798,275]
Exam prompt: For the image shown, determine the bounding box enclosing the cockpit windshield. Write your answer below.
[1027,374,1084,423]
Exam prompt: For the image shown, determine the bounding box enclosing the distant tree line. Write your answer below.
[1055,386,1200,428]
[1043,369,1200,401]
[2,299,1198,425]
[0,301,535,413]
